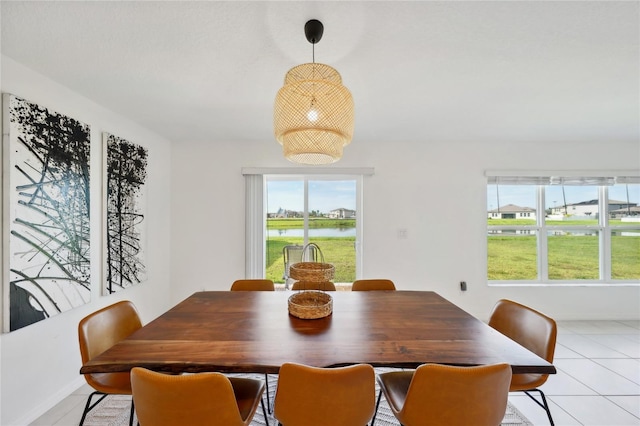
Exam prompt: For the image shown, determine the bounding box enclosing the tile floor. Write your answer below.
[31,320,640,426]
[508,320,640,426]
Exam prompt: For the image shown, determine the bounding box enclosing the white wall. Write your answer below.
[170,137,640,320]
[0,56,173,425]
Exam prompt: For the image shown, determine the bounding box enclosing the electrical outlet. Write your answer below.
[460,281,467,291]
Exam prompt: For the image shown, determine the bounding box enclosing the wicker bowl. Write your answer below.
[289,262,335,282]
[288,291,333,319]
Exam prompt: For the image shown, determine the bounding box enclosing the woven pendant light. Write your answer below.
[274,20,354,165]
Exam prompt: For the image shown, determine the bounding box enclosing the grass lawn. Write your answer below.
[268,218,355,229]
[488,235,639,280]
[266,219,639,282]
[266,236,356,283]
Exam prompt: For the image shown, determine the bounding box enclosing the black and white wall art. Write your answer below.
[104,133,148,294]
[3,94,91,332]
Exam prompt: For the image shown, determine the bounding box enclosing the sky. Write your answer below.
[487,184,640,211]
[266,179,356,214]
[266,178,639,214]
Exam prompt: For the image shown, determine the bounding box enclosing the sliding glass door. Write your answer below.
[265,176,360,285]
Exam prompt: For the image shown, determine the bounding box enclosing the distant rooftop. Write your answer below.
[488,204,535,213]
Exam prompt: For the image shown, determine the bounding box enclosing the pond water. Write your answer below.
[268,228,356,237]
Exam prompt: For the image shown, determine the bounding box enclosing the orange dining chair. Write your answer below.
[374,363,512,426]
[131,367,267,426]
[78,300,143,426]
[230,278,275,412]
[351,279,396,291]
[273,362,376,426]
[290,281,336,291]
[230,279,275,291]
[488,299,557,425]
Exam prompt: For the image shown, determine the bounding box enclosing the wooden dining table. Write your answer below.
[80,291,556,376]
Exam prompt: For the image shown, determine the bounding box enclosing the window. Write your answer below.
[486,172,640,284]
[243,168,372,285]
[265,176,358,285]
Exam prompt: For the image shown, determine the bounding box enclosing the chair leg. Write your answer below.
[129,398,135,426]
[370,389,383,426]
[265,373,272,413]
[79,391,107,426]
[524,389,554,426]
[260,396,269,426]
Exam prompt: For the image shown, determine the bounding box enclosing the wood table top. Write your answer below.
[81,291,556,375]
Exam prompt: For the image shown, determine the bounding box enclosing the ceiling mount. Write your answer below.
[304,19,324,44]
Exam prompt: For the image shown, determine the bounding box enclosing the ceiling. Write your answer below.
[1,1,638,146]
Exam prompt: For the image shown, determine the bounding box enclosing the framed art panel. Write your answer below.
[3,94,91,332]
[104,132,148,294]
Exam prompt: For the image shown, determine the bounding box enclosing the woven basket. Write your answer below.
[289,243,335,282]
[288,290,333,319]
[289,262,335,282]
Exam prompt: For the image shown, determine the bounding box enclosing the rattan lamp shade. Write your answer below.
[274,62,354,165]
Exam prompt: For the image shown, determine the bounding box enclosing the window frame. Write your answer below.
[242,167,373,282]
[486,170,640,286]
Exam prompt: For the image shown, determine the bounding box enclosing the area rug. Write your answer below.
[84,371,533,426]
